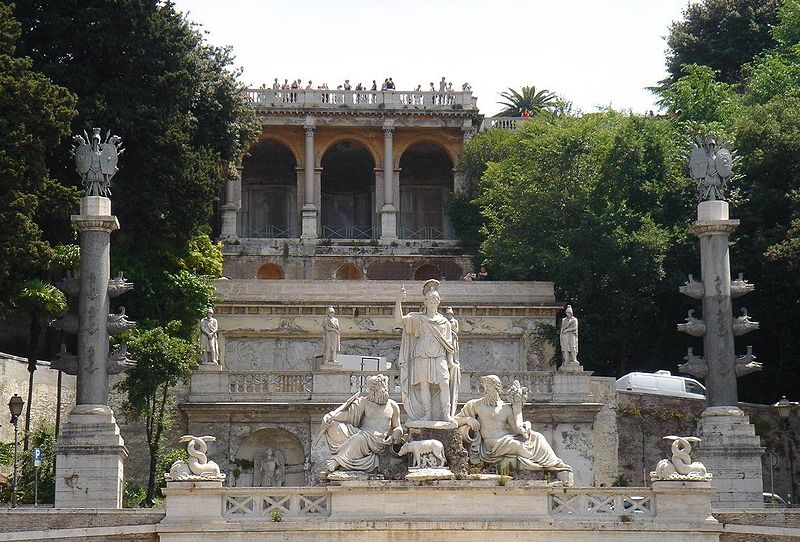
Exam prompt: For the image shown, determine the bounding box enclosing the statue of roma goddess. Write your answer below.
[395,280,459,423]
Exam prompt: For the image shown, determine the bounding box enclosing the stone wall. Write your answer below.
[615,391,800,504]
[0,353,76,443]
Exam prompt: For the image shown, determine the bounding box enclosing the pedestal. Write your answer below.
[380,204,398,242]
[301,205,318,240]
[220,203,238,239]
[406,421,468,477]
[695,406,764,507]
[553,370,593,402]
[54,405,127,508]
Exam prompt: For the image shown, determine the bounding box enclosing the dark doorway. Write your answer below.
[399,143,453,239]
[241,140,297,238]
[321,140,375,239]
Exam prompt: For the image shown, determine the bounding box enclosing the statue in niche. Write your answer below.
[395,280,459,423]
[319,374,403,472]
[689,133,734,201]
[199,306,219,364]
[456,375,573,486]
[559,305,579,368]
[322,306,341,365]
[253,447,286,487]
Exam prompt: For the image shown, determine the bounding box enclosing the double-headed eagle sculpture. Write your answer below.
[73,128,124,197]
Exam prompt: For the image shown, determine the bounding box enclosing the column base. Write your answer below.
[380,204,398,242]
[54,405,128,509]
[301,205,318,240]
[220,203,238,239]
[695,406,764,507]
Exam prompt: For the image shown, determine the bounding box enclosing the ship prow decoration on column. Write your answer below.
[676,133,764,507]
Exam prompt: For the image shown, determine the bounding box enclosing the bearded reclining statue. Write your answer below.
[455,375,574,486]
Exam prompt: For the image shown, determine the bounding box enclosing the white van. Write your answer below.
[615,370,706,399]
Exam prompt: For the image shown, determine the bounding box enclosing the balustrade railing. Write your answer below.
[242,89,477,110]
[223,488,331,519]
[239,224,296,239]
[548,489,655,518]
[228,372,314,396]
[398,226,445,240]
[321,225,375,240]
[481,117,525,131]
[466,371,554,401]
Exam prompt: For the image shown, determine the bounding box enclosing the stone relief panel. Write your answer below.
[458,339,520,371]
[225,338,317,371]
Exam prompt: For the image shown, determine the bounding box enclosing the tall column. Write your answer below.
[220,161,241,239]
[380,121,398,242]
[55,195,127,508]
[301,120,318,240]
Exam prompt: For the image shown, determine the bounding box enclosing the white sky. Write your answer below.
[173,0,691,116]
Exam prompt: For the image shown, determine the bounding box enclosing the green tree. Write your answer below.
[15,279,66,450]
[0,1,78,312]
[120,327,195,507]
[13,0,258,330]
[496,86,556,117]
[664,0,783,85]
[460,112,695,375]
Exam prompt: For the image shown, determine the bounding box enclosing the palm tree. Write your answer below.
[17,279,66,450]
[497,86,556,117]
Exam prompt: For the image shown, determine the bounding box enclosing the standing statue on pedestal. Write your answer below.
[73,127,124,197]
[689,134,734,201]
[322,306,341,366]
[199,306,219,365]
[396,280,459,423]
[318,374,403,473]
[456,375,573,485]
[559,305,579,369]
[253,448,286,487]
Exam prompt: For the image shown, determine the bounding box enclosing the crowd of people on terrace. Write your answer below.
[248,77,472,106]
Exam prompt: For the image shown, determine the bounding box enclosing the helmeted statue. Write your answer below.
[559,305,579,367]
[73,128,124,197]
[319,374,403,473]
[456,375,573,485]
[395,280,460,423]
[689,133,734,201]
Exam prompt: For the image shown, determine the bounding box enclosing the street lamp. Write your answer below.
[774,396,798,505]
[8,394,24,509]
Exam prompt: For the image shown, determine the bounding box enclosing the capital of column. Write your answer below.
[71,215,120,233]
[689,220,740,238]
[382,124,394,137]
[304,125,315,137]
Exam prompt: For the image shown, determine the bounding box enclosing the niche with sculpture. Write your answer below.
[233,427,307,487]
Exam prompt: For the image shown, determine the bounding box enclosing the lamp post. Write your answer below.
[774,396,797,505]
[8,394,24,508]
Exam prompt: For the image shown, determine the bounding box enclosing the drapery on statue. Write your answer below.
[456,375,573,486]
[689,133,734,201]
[395,280,460,423]
[73,128,124,197]
[253,448,286,487]
[319,374,403,473]
[199,306,219,364]
[559,305,579,366]
[322,306,341,365]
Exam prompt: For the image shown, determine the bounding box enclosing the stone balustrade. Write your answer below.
[481,116,526,131]
[223,487,331,519]
[242,88,478,111]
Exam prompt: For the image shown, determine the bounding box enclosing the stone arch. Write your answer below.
[241,139,298,238]
[233,428,306,487]
[320,140,376,239]
[398,142,455,240]
[413,263,443,281]
[316,134,380,168]
[254,133,302,166]
[394,138,457,170]
[336,262,364,280]
[257,262,285,279]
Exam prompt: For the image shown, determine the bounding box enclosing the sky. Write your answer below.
[172,0,692,117]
